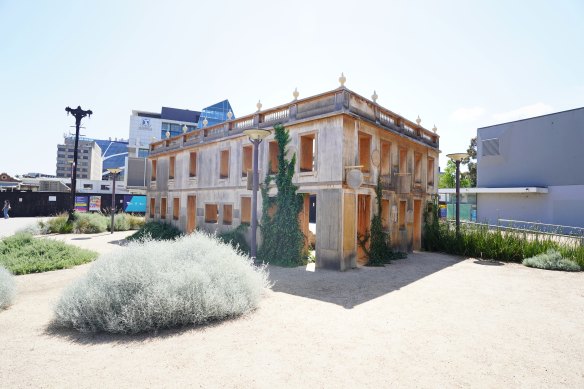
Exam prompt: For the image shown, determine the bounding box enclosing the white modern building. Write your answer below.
[443,107,584,230]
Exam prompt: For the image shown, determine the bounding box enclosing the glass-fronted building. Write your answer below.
[94,139,129,179]
[197,100,234,128]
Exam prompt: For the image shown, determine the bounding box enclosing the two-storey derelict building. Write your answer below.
[147,83,440,270]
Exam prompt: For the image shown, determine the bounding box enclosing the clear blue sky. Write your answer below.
[1,0,582,175]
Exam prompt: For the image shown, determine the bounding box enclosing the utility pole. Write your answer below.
[65,106,93,221]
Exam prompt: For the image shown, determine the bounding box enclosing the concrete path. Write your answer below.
[0,217,48,238]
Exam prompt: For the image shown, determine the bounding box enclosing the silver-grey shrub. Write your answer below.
[0,265,16,310]
[523,249,581,272]
[53,232,269,333]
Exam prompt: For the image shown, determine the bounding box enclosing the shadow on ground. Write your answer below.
[43,314,242,345]
[269,251,463,309]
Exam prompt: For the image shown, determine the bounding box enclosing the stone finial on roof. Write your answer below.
[227,110,233,120]
[256,100,262,112]
[339,72,346,87]
[203,117,208,127]
[182,124,188,133]
[416,115,421,125]
[372,90,378,103]
[293,87,299,101]
[165,130,171,138]
[432,124,438,133]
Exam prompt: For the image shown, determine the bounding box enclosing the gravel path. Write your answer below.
[1,236,583,388]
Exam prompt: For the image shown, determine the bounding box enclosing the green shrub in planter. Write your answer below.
[127,215,145,230]
[523,250,581,272]
[0,265,15,310]
[107,213,131,232]
[218,224,250,255]
[127,221,183,241]
[53,232,270,333]
[44,214,73,234]
[75,213,108,233]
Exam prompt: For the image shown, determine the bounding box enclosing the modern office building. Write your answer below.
[125,101,234,190]
[441,107,584,230]
[146,83,440,270]
[56,137,103,180]
[94,138,129,179]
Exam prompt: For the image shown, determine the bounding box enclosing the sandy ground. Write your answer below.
[1,232,584,388]
[0,217,49,238]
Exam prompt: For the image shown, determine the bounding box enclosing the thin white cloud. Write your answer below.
[492,102,553,122]
[450,106,486,122]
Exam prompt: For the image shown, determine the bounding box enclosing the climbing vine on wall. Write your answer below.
[258,124,305,266]
[357,175,401,265]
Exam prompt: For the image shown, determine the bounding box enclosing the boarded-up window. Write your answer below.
[205,204,218,223]
[399,200,406,230]
[381,199,390,230]
[220,150,229,179]
[149,198,155,218]
[151,160,157,181]
[269,141,279,174]
[241,197,251,224]
[358,132,372,173]
[300,133,315,172]
[169,156,175,179]
[399,148,407,174]
[242,145,252,177]
[223,204,233,225]
[173,198,180,220]
[189,152,197,177]
[414,153,422,184]
[161,197,167,219]
[427,157,435,186]
[380,141,391,176]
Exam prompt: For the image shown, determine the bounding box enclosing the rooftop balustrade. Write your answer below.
[149,88,440,156]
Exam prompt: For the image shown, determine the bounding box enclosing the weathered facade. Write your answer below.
[147,87,440,270]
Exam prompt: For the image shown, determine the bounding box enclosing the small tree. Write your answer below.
[439,160,471,189]
[258,124,305,266]
[462,137,477,187]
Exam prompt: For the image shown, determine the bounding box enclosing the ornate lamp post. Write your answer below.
[65,106,93,221]
[446,153,469,235]
[242,128,271,260]
[107,168,122,234]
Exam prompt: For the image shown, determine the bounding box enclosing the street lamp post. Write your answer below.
[446,153,469,235]
[65,106,93,222]
[242,128,271,260]
[107,168,122,234]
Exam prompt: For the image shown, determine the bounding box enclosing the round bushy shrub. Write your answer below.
[75,213,108,234]
[53,232,269,333]
[0,266,16,310]
[523,249,581,272]
[107,213,130,232]
[126,221,183,241]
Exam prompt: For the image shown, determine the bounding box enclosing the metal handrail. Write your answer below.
[446,219,584,241]
[498,219,584,234]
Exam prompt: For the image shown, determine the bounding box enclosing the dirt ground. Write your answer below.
[1,232,583,388]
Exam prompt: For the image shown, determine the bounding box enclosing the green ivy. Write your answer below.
[257,124,305,266]
[357,176,402,265]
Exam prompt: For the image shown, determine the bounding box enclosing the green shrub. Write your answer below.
[53,232,270,333]
[126,221,183,242]
[43,214,73,234]
[523,250,581,272]
[0,233,98,275]
[218,224,250,255]
[423,199,584,269]
[127,214,145,230]
[75,213,108,233]
[0,265,15,310]
[107,213,130,232]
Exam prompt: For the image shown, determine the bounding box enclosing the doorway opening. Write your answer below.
[187,195,196,233]
[299,193,317,269]
[357,194,371,265]
[413,199,422,250]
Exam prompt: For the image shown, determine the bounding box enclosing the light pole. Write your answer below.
[65,106,93,222]
[242,128,271,260]
[446,153,469,235]
[107,168,122,234]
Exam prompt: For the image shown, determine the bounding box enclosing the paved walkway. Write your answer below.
[0,217,48,238]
